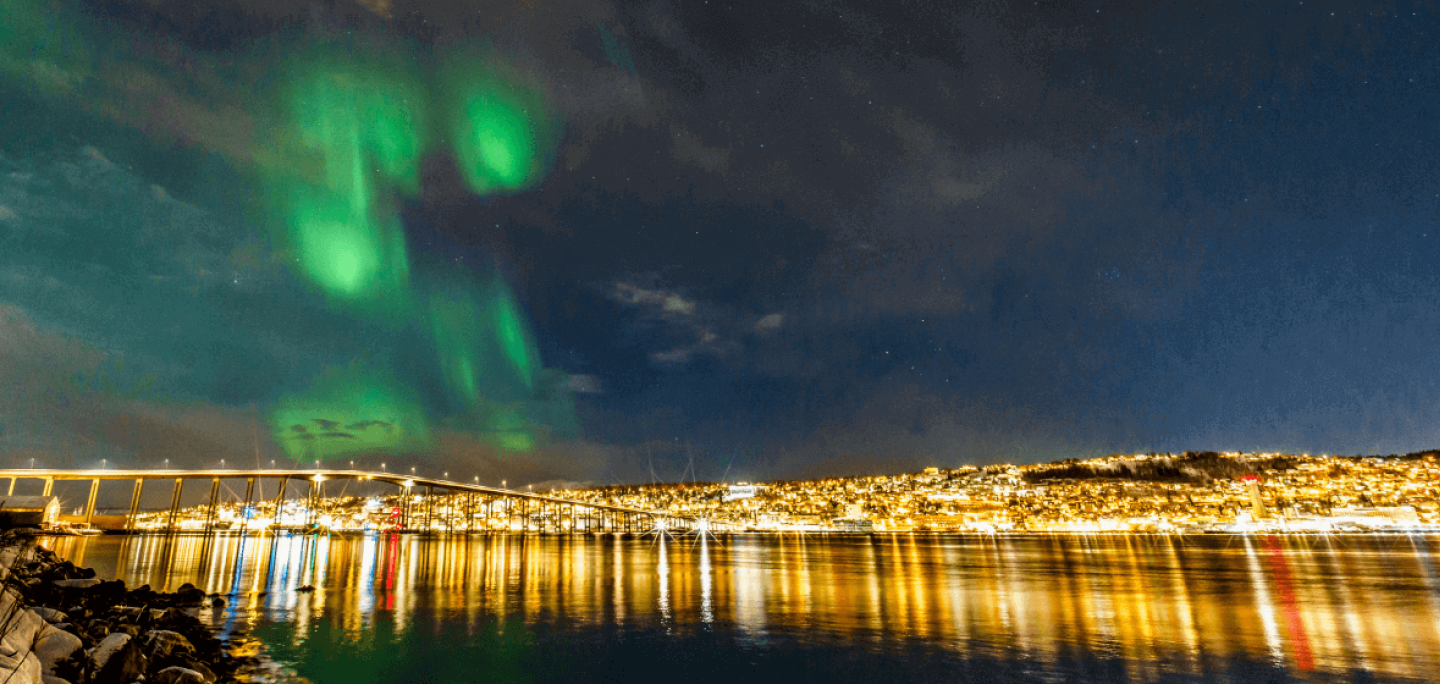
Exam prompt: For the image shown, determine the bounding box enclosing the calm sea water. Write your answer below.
[42,533,1440,684]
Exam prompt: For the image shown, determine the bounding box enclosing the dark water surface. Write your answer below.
[43,533,1440,683]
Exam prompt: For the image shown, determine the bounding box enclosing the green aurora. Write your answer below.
[0,3,577,463]
[266,41,570,461]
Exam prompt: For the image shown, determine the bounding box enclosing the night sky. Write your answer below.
[2,0,1439,486]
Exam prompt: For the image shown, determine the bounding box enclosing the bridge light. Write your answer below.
[163,458,169,469]
[381,463,386,471]
[313,474,325,483]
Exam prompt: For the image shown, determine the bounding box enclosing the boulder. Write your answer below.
[144,631,195,661]
[1,606,48,661]
[40,675,70,684]
[31,608,67,624]
[151,666,208,684]
[86,633,129,672]
[174,585,206,607]
[87,634,145,684]
[49,580,99,589]
[31,625,82,677]
[0,650,43,684]
[184,659,217,682]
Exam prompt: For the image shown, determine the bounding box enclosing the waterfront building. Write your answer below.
[0,496,60,528]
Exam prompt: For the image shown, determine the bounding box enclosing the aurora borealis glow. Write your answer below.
[263,41,565,461]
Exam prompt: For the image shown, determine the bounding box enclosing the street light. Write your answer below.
[350,460,355,470]
[100,459,106,469]
[270,460,276,468]
[27,458,34,469]
[163,458,169,469]
[219,459,225,469]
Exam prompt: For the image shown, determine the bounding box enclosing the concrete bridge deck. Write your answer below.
[0,468,697,533]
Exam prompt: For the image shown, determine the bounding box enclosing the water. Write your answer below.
[42,532,1440,683]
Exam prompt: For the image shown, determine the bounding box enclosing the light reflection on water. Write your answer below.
[43,533,1440,683]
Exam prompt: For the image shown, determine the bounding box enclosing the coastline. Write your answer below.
[0,531,289,684]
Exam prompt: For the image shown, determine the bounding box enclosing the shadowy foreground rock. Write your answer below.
[0,532,250,684]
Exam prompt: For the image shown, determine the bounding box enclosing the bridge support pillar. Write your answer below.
[41,478,53,497]
[241,478,255,532]
[167,478,184,532]
[424,485,434,534]
[305,481,315,529]
[272,476,289,530]
[126,479,143,531]
[83,478,99,525]
[6,477,13,496]
[401,484,412,531]
[205,477,220,533]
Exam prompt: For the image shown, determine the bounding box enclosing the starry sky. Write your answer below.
[2,0,1439,487]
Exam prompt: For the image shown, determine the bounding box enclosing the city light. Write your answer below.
[98,450,1440,537]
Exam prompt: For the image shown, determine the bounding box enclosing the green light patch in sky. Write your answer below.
[277,51,426,303]
[447,63,555,195]
[270,364,431,461]
[278,182,411,303]
[426,272,539,409]
[291,54,428,194]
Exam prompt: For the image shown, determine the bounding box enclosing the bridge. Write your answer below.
[0,469,702,534]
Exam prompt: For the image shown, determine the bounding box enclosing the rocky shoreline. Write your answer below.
[0,532,260,684]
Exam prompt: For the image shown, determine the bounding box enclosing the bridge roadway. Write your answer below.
[0,468,696,534]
